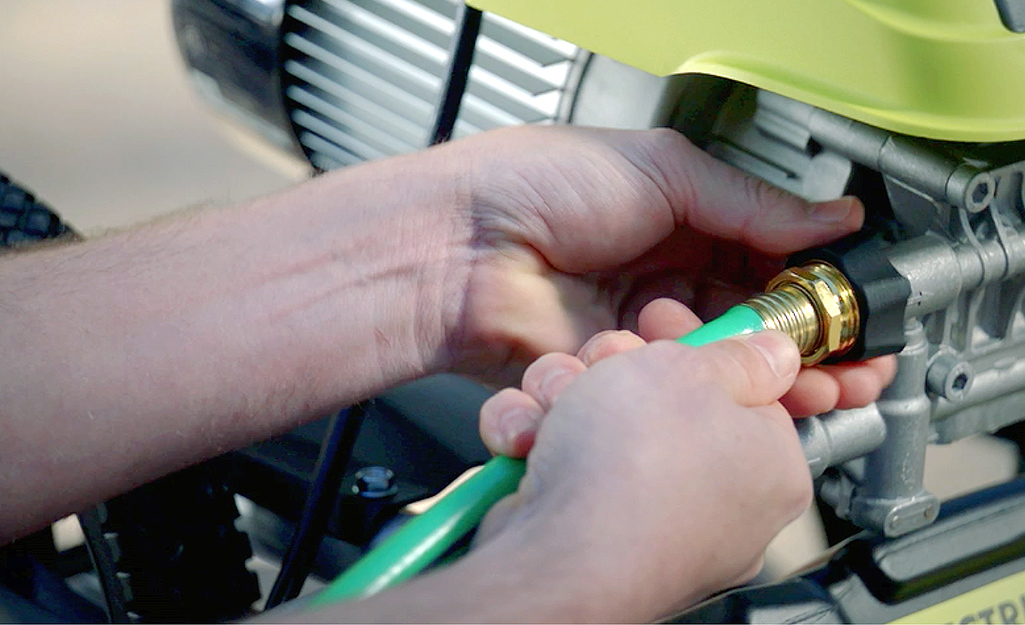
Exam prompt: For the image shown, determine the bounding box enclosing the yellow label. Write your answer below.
[891,568,1025,624]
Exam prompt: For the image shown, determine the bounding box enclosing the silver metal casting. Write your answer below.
[694,81,1025,536]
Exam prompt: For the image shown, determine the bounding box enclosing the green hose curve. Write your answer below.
[310,455,526,606]
[311,305,766,607]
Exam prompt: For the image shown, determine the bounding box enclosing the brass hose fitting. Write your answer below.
[744,261,860,365]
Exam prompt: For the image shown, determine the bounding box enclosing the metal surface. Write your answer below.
[174,0,591,171]
[798,406,887,480]
[697,79,1025,536]
[756,91,995,213]
[171,0,299,155]
[747,261,860,365]
[279,0,585,169]
[850,321,939,536]
[701,86,853,203]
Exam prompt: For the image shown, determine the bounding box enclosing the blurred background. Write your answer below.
[0,0,1020,583]
[0,0,307,233]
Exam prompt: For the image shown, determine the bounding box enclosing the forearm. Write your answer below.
[0,152,471,541]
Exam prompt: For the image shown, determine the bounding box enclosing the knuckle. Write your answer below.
[480,388,522,420]
[741,173,789,211]
[628,129,699,219]
[579,330,643,365]
[708,340,767,388]
[644,340,700,372]
[522,352,577,385]
[625,341,704,390]
[668,340,765,399]
[643,127,690,153]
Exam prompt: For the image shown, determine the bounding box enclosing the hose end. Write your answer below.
[744,261,860,365]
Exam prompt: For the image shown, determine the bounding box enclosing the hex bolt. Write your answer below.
[971,181,990,205]
[926,353,974,401]
[965,172,996,212]
[353,466,398,499]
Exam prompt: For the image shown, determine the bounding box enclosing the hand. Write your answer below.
[435,125,890,413]
[472,331,813,620]
[479,309,896,456]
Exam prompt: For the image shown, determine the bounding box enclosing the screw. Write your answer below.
[926,353,973,401]
[964,172,996,212]
[972,181,990,205]
[353,466,397,499]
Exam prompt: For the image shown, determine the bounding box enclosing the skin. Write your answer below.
[0,126,893,621]
[479,304,896,458]
[298,331,815,623]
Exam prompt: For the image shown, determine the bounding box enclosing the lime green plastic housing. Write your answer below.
[469,0,1025,142]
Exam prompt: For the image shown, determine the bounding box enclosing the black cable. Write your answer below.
[266,5,480,607]
[78,507,131,624]
[265,404,368,608]
[428,5,483,146]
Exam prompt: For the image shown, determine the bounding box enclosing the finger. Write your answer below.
[479,388,545,457]
[577,330,647,367]
[779,355,897,417]
[637,298,703,341]
[819,356,898,409]
[868,355,898,387]
[833,366,889,408]
[618,273,698,332]
[670,330,801,406]
[779,368,842,418]
[627,129,864,254]
[521,352,588,411]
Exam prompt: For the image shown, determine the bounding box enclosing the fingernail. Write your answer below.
[578,330,631,366]
[745,332,800,379]
[538,367,574,402]
[499,408,539,450]
[807,198,853,223]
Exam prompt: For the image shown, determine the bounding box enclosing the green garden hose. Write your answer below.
[310,261,858,607]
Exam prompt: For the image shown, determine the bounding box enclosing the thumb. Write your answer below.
[627,129,864,255]
[679,330,801,406]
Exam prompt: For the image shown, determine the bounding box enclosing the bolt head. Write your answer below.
[926,353,974,401]
[813,280,844,353]
[353,466,397,498]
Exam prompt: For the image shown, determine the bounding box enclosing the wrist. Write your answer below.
[240,151,476,395]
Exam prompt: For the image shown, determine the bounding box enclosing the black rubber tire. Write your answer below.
[0,173,75,245]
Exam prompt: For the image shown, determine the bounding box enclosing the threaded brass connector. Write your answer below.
[744,261,860,365]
